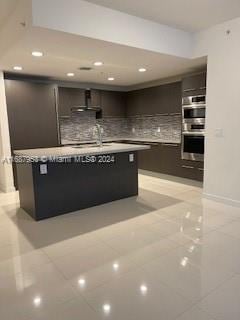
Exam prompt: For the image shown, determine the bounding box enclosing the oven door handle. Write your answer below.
[182,104,206,109]
[182,131,205,136]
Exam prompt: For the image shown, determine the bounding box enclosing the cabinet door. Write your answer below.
[160,143,182,175]
[127,82,181,116]
[5,80,59,150]
[131,86,163,115]
[160,82,182,114]
[5,79,59,189]
[100,90,126,117]
[138,142,203,181]
[182,72,207,97]
[126,90,143,116]
[143,86,162,115]
[58,87,85,116]
[91,89,101,106]
[180,160,204,181]
[138,145,160,172]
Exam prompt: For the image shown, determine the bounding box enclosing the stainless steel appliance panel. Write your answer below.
[181,94,206,162]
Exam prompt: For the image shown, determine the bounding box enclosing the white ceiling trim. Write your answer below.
[32,0,194,59]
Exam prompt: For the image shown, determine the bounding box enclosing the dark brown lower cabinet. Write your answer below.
[138,143,204,181]
[180,160,204,181]
[137,145,160,172]
[159,143,182,176]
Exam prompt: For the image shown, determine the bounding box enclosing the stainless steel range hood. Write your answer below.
[71,89,102,118]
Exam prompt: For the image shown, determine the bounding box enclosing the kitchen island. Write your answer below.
[14,143,150,220]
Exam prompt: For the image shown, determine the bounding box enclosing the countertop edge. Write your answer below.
[14,143,150,159]
[61,138,181,145]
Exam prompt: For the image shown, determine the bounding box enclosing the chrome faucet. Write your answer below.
[95,124,103,147]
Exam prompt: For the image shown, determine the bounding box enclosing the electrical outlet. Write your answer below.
[129,154,134,162]
[40,164,48,174]
[215,128,224,138]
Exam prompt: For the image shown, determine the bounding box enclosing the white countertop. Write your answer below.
[14,143,150,159]
[62,137,181,145]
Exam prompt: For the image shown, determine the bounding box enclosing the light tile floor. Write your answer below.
[1,172,240,319]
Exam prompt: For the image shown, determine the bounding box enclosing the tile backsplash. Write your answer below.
[59,112,181,143]
[128,115,181,142]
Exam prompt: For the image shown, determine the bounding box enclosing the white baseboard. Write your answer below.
[203,192,240,207]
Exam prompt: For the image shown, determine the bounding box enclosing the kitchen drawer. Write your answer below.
[138,142,204,182]
[180,160,204,181]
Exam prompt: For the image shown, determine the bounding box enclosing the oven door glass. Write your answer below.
[183,108,205,119]
[183,135,205,155]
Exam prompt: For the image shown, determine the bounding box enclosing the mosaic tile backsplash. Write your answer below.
[59,112,181,143]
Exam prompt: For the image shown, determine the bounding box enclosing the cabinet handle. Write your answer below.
[162,143,179,147]
[182,165,194,169]
[156,113,169,116]
[59,115,71,119]
[183,88,197,92]
[198,168,204,171]
[170,112,181,116]
[200,87,206,90]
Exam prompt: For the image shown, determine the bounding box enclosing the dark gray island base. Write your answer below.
[15,143,149,220]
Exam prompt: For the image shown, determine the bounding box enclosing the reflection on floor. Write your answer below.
[1,172,240,319]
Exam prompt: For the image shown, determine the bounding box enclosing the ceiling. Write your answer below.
[86,0,240,32]
[0,0,18,28]
[0,27,206,87]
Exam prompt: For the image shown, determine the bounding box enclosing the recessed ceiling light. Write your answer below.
[32,51,43,57]
[94,61,103,66]
[108,77,115,81]
[140,285,148,295]
[78,278,86,287]
[102,304,111,313]
[13,66,23,71]
[112,262,119,271]
[139,68,147,72]
[33,296,42,307]
[67,72,75,77]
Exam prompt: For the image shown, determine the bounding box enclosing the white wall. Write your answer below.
[0,72,15,193]
[32,0,193,59]
[0,0,32,60]
[194,17,240,205]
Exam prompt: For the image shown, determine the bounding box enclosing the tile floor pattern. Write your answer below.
[1,173,240,319]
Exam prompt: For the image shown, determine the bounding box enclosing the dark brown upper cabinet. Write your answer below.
[159,82,182,114]
[91,89,101,107]
[58,88,125,117]
[100,90,126,117]
[58,87,85,117]
[182,72,207,97]
[126,82,181,116]
[5,80,59,150]
[126,86,162,116]
[125,90,142,116]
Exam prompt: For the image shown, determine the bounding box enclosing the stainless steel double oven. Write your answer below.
[182,95,206,161]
